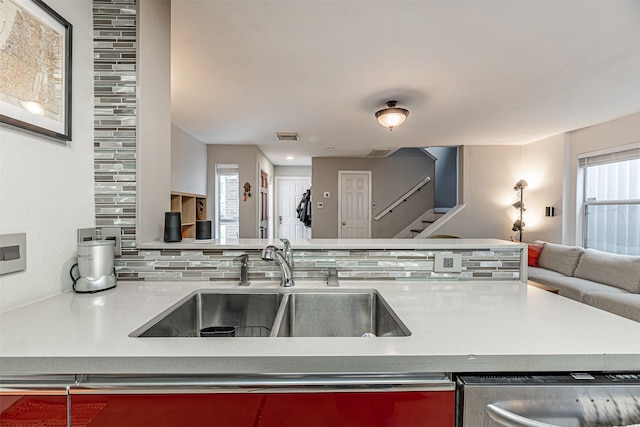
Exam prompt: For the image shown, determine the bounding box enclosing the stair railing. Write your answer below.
[374,177,431,221]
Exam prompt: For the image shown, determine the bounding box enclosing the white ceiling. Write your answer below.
[170,0,640,166]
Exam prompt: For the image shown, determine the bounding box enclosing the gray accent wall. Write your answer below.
[206,145,274,238]
[311,148,435,238]
[274,166,312,177]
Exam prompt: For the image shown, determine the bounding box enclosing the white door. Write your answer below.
[276,177,311,239]
[339,171,371,238]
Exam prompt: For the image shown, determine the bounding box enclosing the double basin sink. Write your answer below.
[130,289,410,338]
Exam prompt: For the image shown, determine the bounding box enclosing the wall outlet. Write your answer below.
[0,233,27,275]
[101,227,122,257]
[77,228,97,242]
[434,252,462,273]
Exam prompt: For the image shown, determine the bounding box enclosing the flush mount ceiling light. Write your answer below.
[375,101,409,131]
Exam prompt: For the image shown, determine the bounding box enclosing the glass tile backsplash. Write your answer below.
[115,249,521,282]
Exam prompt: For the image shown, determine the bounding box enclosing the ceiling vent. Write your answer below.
[367,149,396,158]
[275,132,298,141]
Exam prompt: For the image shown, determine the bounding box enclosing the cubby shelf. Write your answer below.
[170,192,207,238]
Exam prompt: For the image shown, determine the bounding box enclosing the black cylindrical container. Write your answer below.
[196,220,212,240]
[164,212,182,242]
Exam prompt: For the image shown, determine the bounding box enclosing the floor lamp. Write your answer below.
[512,179,528,242]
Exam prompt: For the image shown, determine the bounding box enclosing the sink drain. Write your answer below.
[200,326,237,337]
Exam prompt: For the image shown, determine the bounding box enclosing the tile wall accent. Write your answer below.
[93,0,138,256]
[116,249,521,282]
[92,3,521,283]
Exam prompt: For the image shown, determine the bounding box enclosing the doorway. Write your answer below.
[338,171,371,238]
[275,177,312,239]
[259,170,269,238]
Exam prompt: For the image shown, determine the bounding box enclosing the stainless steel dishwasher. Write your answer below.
[457,373,640,426]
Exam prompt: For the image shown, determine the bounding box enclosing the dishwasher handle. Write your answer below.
[486,404,561,427]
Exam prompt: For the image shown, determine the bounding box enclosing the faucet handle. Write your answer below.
[327,268,339,287]
[280,238,290,247]
[235,253,249,265]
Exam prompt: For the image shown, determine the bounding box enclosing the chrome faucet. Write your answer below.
[280,238,294,267]
[235,254,249,286]
[261,244,294,287]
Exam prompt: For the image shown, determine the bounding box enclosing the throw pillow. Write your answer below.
[528,243,544,267]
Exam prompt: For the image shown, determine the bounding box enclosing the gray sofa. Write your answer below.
[528,242,640,322]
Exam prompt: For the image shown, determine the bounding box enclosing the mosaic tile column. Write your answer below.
[93,0,138,256]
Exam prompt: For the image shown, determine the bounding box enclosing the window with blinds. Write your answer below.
[579,147,639,255]
[215,164,240,239]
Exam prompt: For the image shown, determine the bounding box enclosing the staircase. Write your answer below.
[394,209,441,239]
[410,212,443,236]
[394,204,466,239]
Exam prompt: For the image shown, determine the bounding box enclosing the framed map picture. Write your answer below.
[0,0,72,141]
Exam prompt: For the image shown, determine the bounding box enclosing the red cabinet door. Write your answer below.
[70,390,453,427]
[1,394,68,426]
[70,393,265,427]
[257,391,454,427]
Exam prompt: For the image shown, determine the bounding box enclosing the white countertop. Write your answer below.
[140,238,524,251]
[1,280,639,376]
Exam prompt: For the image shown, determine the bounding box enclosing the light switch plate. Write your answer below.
[0,233,26,275]
[101,227,122,257]
[77,228,96,242]
[316,201,324,209]
[323,192,330,198]
[434,252,462,273]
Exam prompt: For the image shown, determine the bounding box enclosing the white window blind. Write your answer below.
[578,147,639,167]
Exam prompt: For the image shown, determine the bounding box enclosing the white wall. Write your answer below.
[433,145,524,240]
[521,134,564,243]
[428,114,639,244]
[137,0,172,244]
[171,124,207,195]
[0,0,94,312]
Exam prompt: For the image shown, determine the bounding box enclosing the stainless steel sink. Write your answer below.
[130,289,410,338]
[130,291,283,337]
[274,292,410,337]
